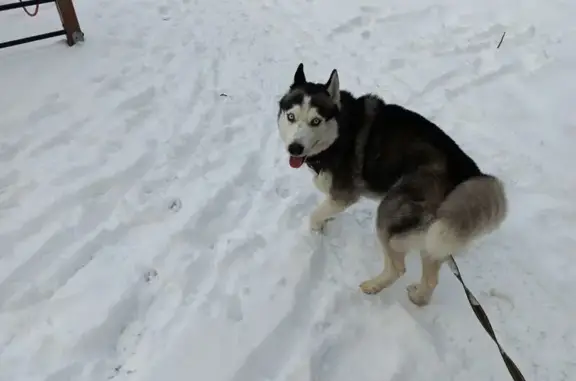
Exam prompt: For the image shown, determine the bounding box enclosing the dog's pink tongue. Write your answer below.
[289,156,305,168]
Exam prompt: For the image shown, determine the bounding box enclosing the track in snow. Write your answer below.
[1,0,575,380]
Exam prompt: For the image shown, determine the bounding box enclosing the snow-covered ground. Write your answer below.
[1,0,575,380]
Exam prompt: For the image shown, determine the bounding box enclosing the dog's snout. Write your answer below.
[287,142,304,156]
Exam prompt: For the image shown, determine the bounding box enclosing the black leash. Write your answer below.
[447,256,527,381]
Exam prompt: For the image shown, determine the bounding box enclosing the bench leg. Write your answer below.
[55,0,84,46]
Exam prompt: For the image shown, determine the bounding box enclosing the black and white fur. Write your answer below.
[277,63,508,306]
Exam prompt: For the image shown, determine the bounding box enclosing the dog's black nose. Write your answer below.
[287,142,304,156]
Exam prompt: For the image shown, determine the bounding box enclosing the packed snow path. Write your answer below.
[1,0,575,380]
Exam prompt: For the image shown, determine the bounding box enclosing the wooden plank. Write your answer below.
[55,0,84,46]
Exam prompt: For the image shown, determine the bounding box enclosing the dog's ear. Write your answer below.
[293,63,306,86]
[325,69,340,107]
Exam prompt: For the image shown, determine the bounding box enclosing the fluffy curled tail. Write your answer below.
[425,174,508,261]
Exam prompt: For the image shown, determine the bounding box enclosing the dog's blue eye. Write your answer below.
[310,118,321,126]
[287,113,295,121]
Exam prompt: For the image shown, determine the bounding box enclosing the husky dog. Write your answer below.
[276,63,508,306]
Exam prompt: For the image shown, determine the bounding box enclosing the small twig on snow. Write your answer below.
[497,32,506,49]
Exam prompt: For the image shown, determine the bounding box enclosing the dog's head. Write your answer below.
[277,63,341,169]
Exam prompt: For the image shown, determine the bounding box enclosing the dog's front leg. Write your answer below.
[309,196,355,233]
[313,171,332,195]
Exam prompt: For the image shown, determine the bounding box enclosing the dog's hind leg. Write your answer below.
[360,170,445,295]
[406,252,443,306]
[359,226,407,294]
[359,194,415,295]
[405,173,508,305]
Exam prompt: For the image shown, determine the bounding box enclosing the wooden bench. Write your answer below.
[0,0,84,50]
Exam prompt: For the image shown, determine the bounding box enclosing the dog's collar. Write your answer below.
[305,157,322,174]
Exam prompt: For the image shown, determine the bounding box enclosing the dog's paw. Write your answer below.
[359,279,385,295]
[309,215,327,234]
[406,283,432,306]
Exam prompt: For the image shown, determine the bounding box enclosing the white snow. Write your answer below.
[1,0,575,380]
